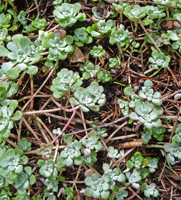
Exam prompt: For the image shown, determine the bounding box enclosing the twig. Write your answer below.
[21,62,58,112]
[22,117,42,145]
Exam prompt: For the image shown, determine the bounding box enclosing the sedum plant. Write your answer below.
[0,81,18,103]
[149,51,170,69]
[17,10,26,26]
[83,150,97,166]
[53,3,86,27]
[123,5,146,22]
[0,28,11,44]
[97,70,112,83]
[142,183,159,197]
[51,68,82,98]
[0,13,11,28]
[53,0,64,6]
[109,57,120,68]
[31,18,46,30]
[85,164,125,199]
[82,131,102,151]
[107,146,122,159]
[92,5,110,21]
[70,81,106,112]
[0,148,29,186]
[90,45,106,58]
[87,20,115,37]
[96,20,115,35]
[0,100,22,142]
[142,126,166,144]
[138,80,163,106]
[0,34,42,79]
[121,80,164,129]
[144,33,164,47]
[115,189,128,200]
[59,135,82,166]
[164,125,181,163]
[48,35,74,61]
[117,99,129,116]
[125,152,158,189]
[164,143,181,163]
[62,186,73,200]
[93,127,108,138]
[18,138,32,152]
[146,6,166,20]
[109,28,130,48]
[125,169,142,189]
[44,179,59,192]
[129,100,163,129]
[38,159,61,180]
[14,166,36,195]
[80,61,100,80]
[73,27,93,47]
[126,152,147,170]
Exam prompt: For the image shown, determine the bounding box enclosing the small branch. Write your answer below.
[21,62,58,112]
[22,117,42,145]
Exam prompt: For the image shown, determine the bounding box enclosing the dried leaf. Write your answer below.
[69,45,85,63]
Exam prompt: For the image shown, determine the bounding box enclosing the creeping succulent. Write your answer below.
[90,45,106,58]
[0,28,11,44]
[143,183,159,197]
[149,51,170,69]
[82,131,102,150]
[138,80,163,106]
[92,5,110,21]
[51,68,82,98]
[60,140,82,166]
[129,100,163,129]
[73,27,93,47]
[96,19,115,35]
[164,143,181,163]
[80,61,100,80]
[123,5,146,22]
[53,3,86,27]
[0,100,22,142]
[0,35,42,79]
[31,18,46,30]
[38,159,61,180]
[70,82,106,112]
[109,28,130,48]
[85,164,125,199]
[109,57,120,68]
[0,13,11,28]
[48,35,74,61]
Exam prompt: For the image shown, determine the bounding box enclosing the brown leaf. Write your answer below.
[54,29,66,40]
[69,45,85,63]
[84,169,93,177]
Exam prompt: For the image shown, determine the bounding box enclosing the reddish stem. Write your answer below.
[51,102,80,144]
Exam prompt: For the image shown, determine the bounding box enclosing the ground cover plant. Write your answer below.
[0,0,181,199]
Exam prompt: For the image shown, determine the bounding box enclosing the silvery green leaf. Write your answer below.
[7,41,18,52]
[30,52,41,62]
[144,79,153,88]
[2,61,16,73]
[153,106,163,115]
[101,191,110,199]
[26,65,38,75]
[152,119,162,127]
[152,98,162,106]
[19,37,31,50]
[144,122,153,129]
[17,63,27,70]
[7,67,20,79]
[130,112,139,120]
[85,187,92,197]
